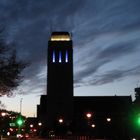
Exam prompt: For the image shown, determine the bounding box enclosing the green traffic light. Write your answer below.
[134,114,140,127]
[17,119,23,125]
[16,117,24,126]
[137,117,140,125]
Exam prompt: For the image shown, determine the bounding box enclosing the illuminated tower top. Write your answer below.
[48,32,73,64]
[50,32,71,41]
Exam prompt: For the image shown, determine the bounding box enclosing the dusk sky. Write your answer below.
[0,0,140,117]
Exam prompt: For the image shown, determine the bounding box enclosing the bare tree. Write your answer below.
[0,30,28,97]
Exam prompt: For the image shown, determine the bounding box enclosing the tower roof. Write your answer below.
[50,32,71,41]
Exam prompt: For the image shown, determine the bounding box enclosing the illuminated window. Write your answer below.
[52,51,55,63]
[59,51,62,63]
[65,51,68,63]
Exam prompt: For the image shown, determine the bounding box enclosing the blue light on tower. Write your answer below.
[65,50,68,63]
[52,51,55,63]
[59,51,62,63]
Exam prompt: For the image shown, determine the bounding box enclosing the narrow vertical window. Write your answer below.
[52,51,55,63]
[59,51,62,63]
[65,50,68,63]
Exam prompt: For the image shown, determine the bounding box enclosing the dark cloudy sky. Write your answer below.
[1,0,140,116]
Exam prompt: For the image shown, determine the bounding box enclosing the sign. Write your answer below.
[9,123,16,127]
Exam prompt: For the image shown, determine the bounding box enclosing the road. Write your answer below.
[1,136,96,140]
[2,138,96,140]
[1,138,84,140]
[1,137,67,140]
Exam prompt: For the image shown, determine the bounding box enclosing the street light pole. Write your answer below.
[20,98,23,115]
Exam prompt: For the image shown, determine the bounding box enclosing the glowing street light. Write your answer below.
[91,124,96,128]
[1,112,6,117]
[30,124,33,128]
[7,132,10,136]
[107,117,111,122]
[86,113,92,119]
[38,122,42,126]
[58,118,63,123]
[33,129,37,132]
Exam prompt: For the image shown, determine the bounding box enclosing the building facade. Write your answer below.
[37,32,135,139]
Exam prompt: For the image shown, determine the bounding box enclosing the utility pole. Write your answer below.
[20,98,23,115]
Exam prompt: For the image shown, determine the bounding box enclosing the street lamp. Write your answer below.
[132,138,136,140]
[38,122,42,126]
[1,112,6,117]
[86,112,92,119]
[30,124,33,128]
[58,118,63,124]
[106,117,111,122]
[20,98,23,115]
[91,124,96,128]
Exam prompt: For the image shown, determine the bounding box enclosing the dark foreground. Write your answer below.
[1,136,105,140]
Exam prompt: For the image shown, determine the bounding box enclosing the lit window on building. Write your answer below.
[65,50,68,63]
[52,51,55,63]
[59,51,62,63]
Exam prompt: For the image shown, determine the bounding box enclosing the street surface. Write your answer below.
[1,137,69,140]
[1,136,99,140]
[1,138,68,140]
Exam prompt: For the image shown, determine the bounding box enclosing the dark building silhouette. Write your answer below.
[47,32,73,126]
[37,32,137,139]
[37,32,73,131]
[73,96,132,139]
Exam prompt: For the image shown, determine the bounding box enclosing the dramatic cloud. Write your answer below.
[0,0,140,95]
[75,65,140,87]
[74,28,140,87]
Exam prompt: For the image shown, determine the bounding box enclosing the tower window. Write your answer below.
[65,50,68,63]
[52,51,55,63]
[59,51,62,63]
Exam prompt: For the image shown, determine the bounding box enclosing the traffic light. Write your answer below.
[16,116,24,127]
[133,114,140,128]
[137,115,140,126]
